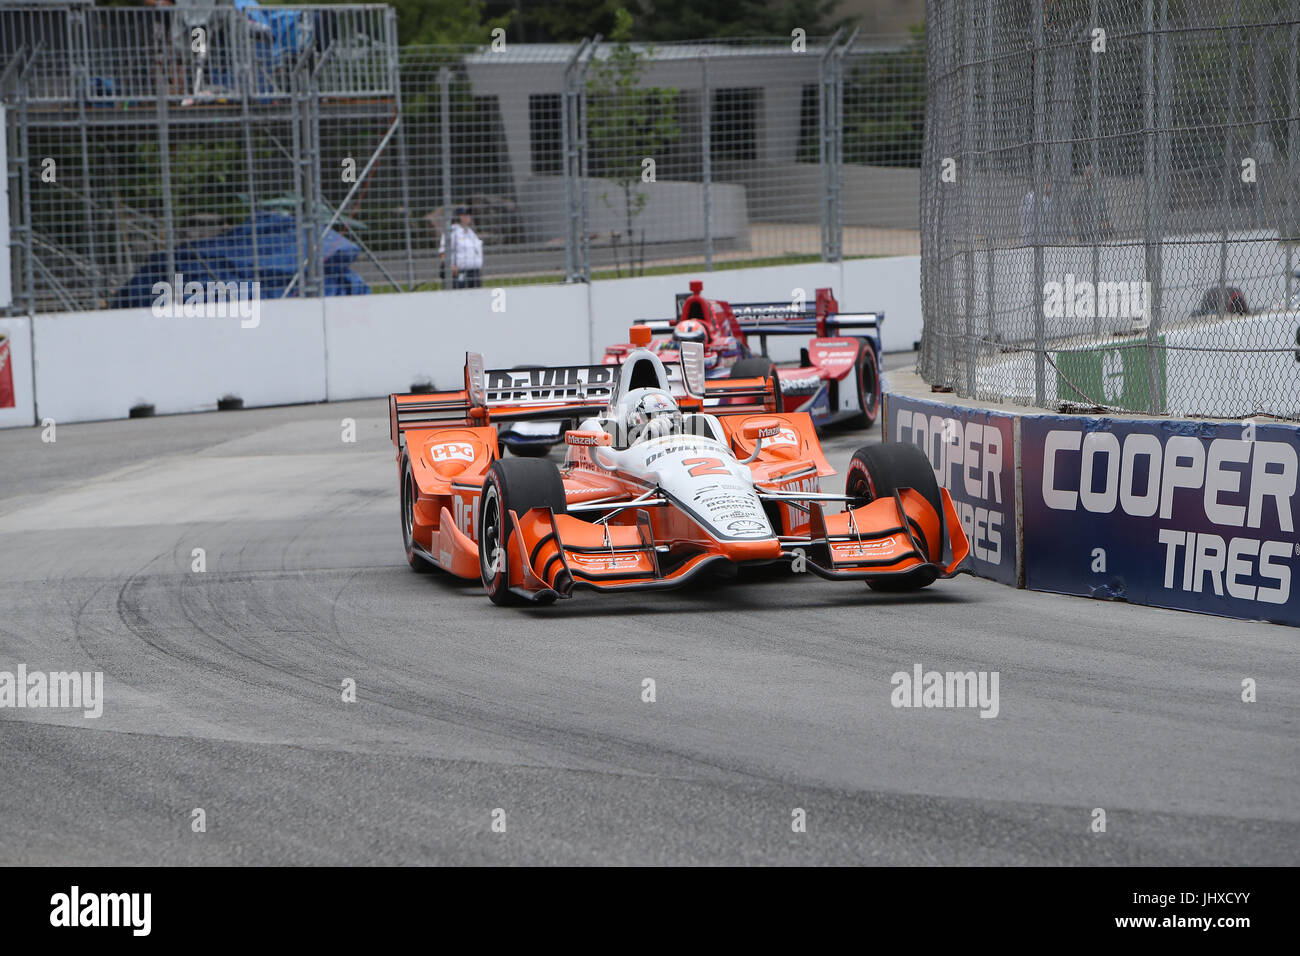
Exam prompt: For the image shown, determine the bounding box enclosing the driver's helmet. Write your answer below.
[614,387,682,446]
[673,318,709,348]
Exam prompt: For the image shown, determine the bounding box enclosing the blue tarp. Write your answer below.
[111,211,369,308]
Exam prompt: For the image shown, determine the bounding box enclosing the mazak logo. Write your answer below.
[151,273,261,328]
[1042,430,1297,603]
[1043,274,1150,323]
[50,887,150,936]
[896,410,1005,564]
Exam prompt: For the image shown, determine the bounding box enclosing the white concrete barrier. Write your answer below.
[31,300,327,424]
[323,284,590,401]
[5,254,923,427]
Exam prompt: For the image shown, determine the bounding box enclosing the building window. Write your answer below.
[711,87,759,162]
[529,93,562,174]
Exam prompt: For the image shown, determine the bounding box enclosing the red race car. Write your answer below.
[602,279,884,429]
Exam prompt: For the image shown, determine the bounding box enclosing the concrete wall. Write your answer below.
[517,176,750,245]
[720,162,920,231]
[31,301,327,424]
[322,284,591,401]
[4,254,922,427]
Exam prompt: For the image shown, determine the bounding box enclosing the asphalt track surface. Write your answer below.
[1,378,1297,864]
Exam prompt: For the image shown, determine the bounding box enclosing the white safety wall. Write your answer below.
[6,255,923,427]
[32,301,327,424]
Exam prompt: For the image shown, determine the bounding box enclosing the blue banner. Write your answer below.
[1022,416,1300,627]
[884,392,1018,585]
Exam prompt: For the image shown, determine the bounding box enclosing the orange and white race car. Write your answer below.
[390,327,969,605]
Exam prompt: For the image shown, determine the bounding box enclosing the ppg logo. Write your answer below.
[430,442,474,463]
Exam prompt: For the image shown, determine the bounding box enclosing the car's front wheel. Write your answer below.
[846,443,942,591]
[477,458,568,605]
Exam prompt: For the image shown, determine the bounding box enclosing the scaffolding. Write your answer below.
[1,1,403,311]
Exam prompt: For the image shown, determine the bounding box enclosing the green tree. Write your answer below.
[267,0,510,46]
[585,7,681,275]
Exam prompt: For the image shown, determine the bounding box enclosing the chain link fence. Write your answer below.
[2,4,924,314]
[921,0,1300,420]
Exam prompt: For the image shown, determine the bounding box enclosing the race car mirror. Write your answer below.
[740,418,781,463]
[565,429,613,447]
[743,419,782,441]
[465,351,486,410]
[678,341,707,397]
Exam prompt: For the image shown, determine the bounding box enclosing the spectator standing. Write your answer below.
[439,206,484,289]
[1020,178,1060,244]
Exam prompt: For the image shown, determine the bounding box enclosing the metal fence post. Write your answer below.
[239,32,260,292]
[308,53,324,297]
[1146,0,1169,414]
[70,7,98,308]
[818,28,842,262]
[1031,1,1046,407]
[701,50,712,272]
[579,39,595,283]
[387,9,415,291]
[983,0,996,349]
[963,7,977,396]
[1089,0,1101,337]
[832,31,855,263]
[1289,21,1298,307]
[439,64,452,287]
[155,16,176,292]
[1217,0,1240,323]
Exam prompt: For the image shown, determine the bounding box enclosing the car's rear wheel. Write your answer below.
[478,458,568,605]
[847,342,880,428]
[401,455,435,573]
[730,357,785,413]
[846,443,942,591]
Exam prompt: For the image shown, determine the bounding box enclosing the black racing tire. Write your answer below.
[401,455,436,573]
[730,357,785,413]
[846,443,943,591]
[477,458,567,606]
[847,342,880,428]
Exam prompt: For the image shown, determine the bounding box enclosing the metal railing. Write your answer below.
[2,5,926,313]
[921,0,1300,420]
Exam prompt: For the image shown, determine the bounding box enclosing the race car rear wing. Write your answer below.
[668,283,882,341]
[390,352,616,446]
